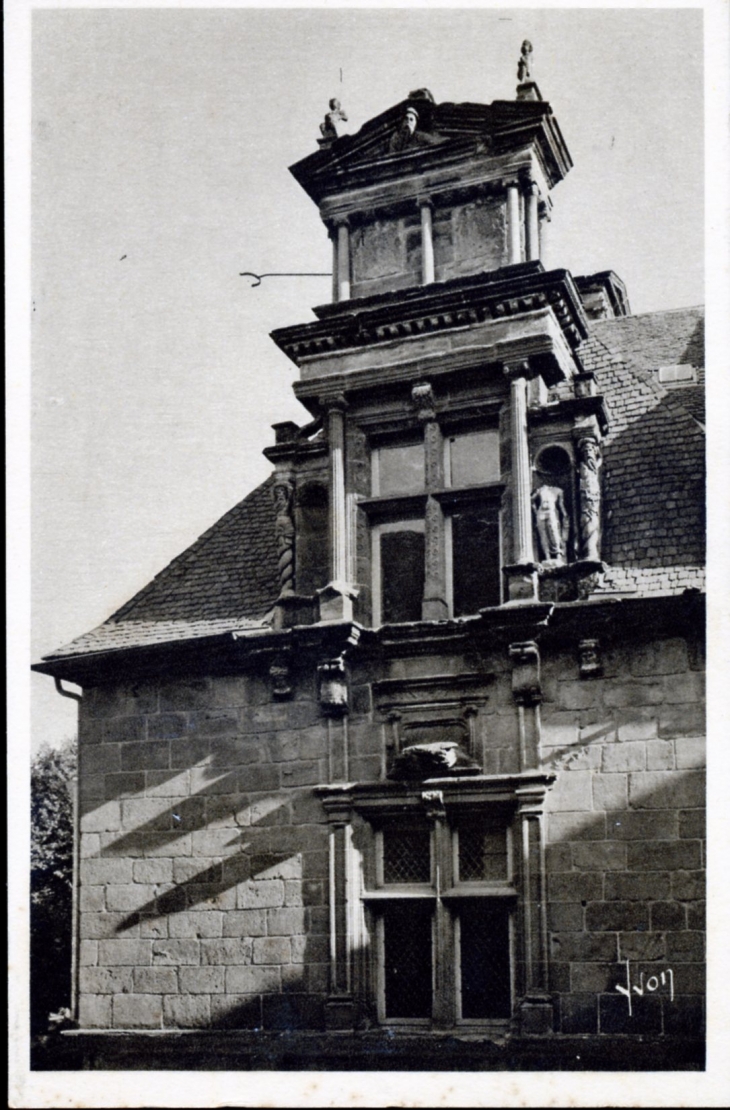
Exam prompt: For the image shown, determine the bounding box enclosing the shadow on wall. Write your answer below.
[78,685,333,1031]
[77,662,706,1038]
[537,680,705,1039]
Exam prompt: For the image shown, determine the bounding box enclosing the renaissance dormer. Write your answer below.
[293,85,572,302]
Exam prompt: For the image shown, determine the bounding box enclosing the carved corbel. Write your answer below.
[411,381,436,423]
[318,655,349,716]
[509,641,542,706]
[421,789,446,821]
[269,657,292,700]
[578,638,602,678]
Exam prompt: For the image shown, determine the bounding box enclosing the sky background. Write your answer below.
[30,7,704,754]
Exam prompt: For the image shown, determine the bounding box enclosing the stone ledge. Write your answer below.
[32,1030,704,1072]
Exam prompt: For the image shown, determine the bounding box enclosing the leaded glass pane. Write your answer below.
[382,827,431,884]
[458,824,507,882]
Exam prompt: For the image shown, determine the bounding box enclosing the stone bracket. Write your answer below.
[509,640,542,706]
[578,637,602,678]
[269,656,293,700]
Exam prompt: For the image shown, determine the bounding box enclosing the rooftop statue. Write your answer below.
[319,97,348,143]
[517,40,533,84]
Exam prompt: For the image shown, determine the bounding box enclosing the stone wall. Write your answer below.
[541,636,705,1037]
[77,669,331,1031]
[349,199,508,300]
[75,626,704,1039]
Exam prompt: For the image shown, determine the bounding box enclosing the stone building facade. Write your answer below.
[34,76,705,1069]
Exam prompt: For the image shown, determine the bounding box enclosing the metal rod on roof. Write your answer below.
[239,271,332,288]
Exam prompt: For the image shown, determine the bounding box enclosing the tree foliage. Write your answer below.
[31,738,76,1035]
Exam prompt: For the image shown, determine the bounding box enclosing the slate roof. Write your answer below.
[38,306,704,667]
[580,306,705,597]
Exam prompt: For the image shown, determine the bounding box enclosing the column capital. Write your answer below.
[503,359,534,382]
[319,391,348,414]
[417,194,434,210]
[332,214,351,229]
[411,381,436,422]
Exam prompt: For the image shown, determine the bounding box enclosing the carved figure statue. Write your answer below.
[319,98,348,142]
[532,482,570,565]
[517,40,533,83]
[577,438,602,562]
[389,106,420,152]
[273,480,295,597]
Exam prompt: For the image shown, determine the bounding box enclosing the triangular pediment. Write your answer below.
[290,95,571,204]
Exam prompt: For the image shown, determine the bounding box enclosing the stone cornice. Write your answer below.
[33,592,704,685]
[272,264,588,370]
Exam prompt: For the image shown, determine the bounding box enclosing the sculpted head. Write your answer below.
[405,107,419,134]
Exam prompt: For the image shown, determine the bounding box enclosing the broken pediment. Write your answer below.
[388,740,481,781]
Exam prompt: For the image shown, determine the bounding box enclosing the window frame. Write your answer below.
[363,810,517,1029]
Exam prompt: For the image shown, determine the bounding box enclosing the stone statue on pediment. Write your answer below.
[319,98,348,143]
[518,40,533,84]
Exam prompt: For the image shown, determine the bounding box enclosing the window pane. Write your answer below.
[383,828,431,884]
[449,430,500,487]
[459,904,511,1019]
[383,903,433,1018]
[381,530,425,623]
[377,443,424,495]
[458,824,508,882]
[451,505,500,615]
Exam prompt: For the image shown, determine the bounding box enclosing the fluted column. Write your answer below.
[506,183,521,264]
[510,371,534,566]
[318,394,355,621]
[503,363,538,601]
[525,181,540,262]
[335,219,351,302]
[420,199,435,284]
[330,227,339,303]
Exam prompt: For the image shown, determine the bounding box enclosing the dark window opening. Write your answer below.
[383,902,433,1019]
[381,530,425,623]
[459,903,511,1019]
[451,505,501,615]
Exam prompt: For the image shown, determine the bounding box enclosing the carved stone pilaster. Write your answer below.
[515,781,553,1034]
[273,479,295,598]
[577,437,602,562]
[413,381,448,620]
